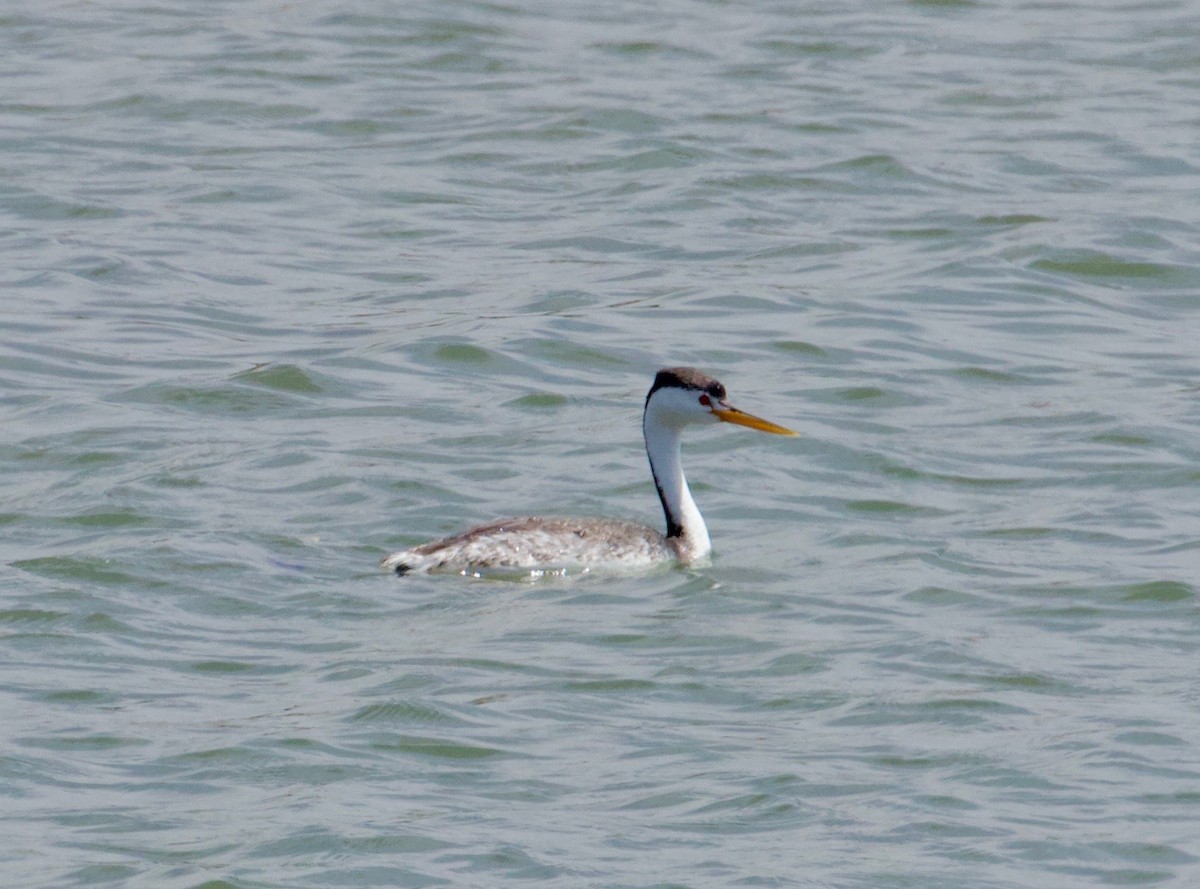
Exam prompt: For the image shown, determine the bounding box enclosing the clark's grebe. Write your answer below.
[381,367,795,576]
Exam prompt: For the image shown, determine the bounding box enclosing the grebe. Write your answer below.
[381,367,795,576]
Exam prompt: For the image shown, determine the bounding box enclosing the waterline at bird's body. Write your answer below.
[381,367,795,577]
[379,516,679,577]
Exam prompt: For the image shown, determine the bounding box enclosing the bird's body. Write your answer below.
[380,516,678,576]
[382,367,794,577]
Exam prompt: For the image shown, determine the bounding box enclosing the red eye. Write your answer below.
[699,394,711,406]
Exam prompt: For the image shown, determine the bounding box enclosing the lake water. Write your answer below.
[3,1,1200,887]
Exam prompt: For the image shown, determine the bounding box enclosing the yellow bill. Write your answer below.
[712,406,797,436]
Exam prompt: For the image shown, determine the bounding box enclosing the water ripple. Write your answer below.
[4,1,1200,888]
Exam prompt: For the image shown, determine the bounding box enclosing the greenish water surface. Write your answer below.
[3,2,1199,887]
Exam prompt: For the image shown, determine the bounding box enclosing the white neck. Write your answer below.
[643,412,711,560]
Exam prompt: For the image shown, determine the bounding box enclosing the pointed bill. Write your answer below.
[711,405,797,436]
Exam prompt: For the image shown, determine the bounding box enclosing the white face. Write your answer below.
[645,385,722,431]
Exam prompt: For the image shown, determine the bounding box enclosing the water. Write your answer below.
[3,1,1200,886]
